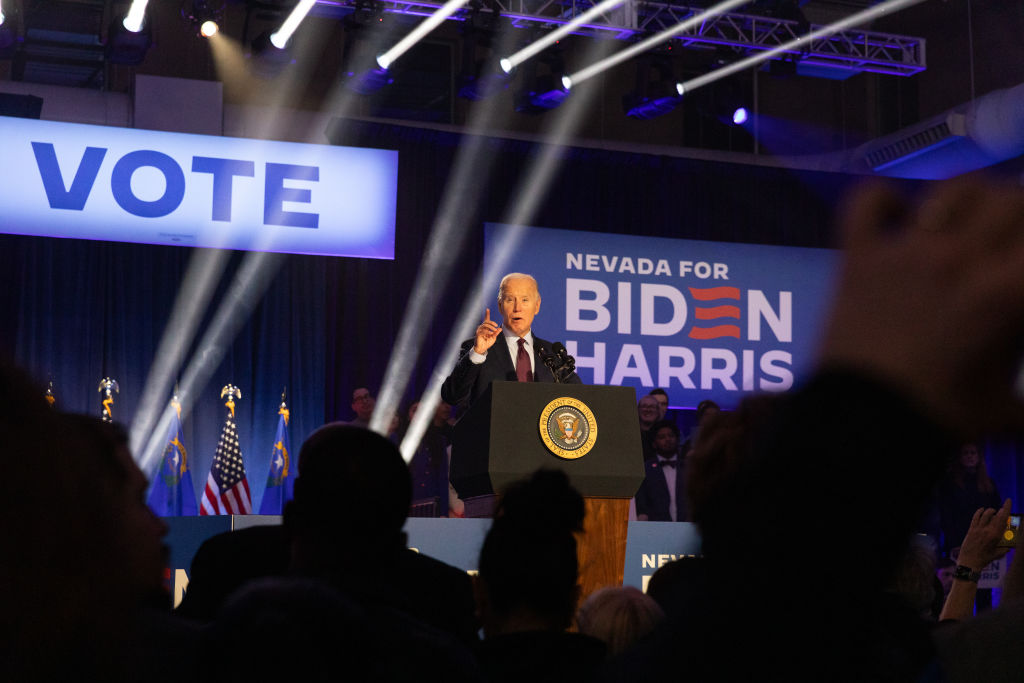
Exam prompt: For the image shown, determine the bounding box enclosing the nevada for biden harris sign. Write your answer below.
[0,117,397,258]
[487,224,839,409]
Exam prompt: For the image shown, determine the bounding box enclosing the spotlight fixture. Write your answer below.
[107,17,153,65]
[622,54,683,120]
[732,106,749,125]
[346,0,385,27]
[181,0,225,38]
[514,74,569,113]
[458,69,511,101]
[270,0,316,49]
[344,66,393,95]
[250,30,292,78]
[456,6,509,101]
[513,50,570,114]
[0,1,16,58]
[122,0,149,33]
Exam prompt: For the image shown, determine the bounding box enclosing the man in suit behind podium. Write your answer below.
[442,273,581,410]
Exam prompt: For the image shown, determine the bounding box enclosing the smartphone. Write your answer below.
[998,513,1022,548]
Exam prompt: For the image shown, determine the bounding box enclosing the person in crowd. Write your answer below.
[0,361,192,681]
[576,586,664,656]
[885,534,944,622]
[180,423,479,648]
[644,557,708,621]
[441,273,580,411]
[474,469,606,682]
[637,395,660,460]
[680,398,720,456]
[634,420,688,521]
[936,557,956,599]
[937,499,1011,622]
[647,388,670,421]
[603,178,1024,682]
[348,386,375,427]
[938,442,1002,555]
[407,400,454,517]
[933,499,1024,683]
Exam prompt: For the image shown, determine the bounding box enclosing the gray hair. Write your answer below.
[497,273,539,300]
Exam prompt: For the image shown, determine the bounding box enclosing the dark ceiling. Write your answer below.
[0,0,1021,160]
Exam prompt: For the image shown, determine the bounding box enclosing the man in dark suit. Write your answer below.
[634,420,688,522]
[441,272,580,410]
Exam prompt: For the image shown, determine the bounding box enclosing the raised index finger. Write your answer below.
[484,308,492,324]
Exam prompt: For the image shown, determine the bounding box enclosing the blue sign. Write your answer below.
[0,117,397,258]
[622,521,703,592]
[486,224,838,409]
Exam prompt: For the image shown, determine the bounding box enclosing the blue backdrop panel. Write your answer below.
[486,224,838,409]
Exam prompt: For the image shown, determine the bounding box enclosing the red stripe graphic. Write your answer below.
[694,305,740,320]
[689,286,740,301]
[689,325,741,340]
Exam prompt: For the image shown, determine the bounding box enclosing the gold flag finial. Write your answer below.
[221,384,241,418]
[98,377,119,422]
[279,387,290,426]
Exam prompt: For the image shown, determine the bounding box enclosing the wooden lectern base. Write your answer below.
[461,494,630,608]
[576,497,630,604]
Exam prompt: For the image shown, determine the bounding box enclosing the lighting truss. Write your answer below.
[316,0,924,76]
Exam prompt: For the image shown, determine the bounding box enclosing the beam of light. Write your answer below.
[675,0,928,96]
[398,39,610,461]
[376,0,472,70]
[138,251,285,479]
[369,26,523,441]
[122,0,149,32]
[270,0,316,49]
[128,249,231,457]
[562,0,752,90]
[201,20,219,38]
[499,0,625,74]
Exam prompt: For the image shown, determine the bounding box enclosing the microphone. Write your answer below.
[548,342,576,383]
[537,343,564,383]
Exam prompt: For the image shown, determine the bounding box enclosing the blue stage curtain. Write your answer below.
[0,235,325,512]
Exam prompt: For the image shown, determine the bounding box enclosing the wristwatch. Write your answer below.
[953,565,981,583]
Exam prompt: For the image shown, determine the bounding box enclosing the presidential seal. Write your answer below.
[539,397,597,460]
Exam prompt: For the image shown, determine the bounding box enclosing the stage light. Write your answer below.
[270,0,315,49]
[675,0,927,98]
[514,52,571,114]
[515,77,570,113]
[622,54,682,120]
[250,30,293,77]
[123,0,149,32]
[732,107,748,125]
[499,0,625,74]
[376,0,471,71]
[564,0,752,90]
[182,1,225,38]
[344,65,393,94]
[109,4,153,65]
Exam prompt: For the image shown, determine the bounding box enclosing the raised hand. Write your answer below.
[819,178,1024,435]
[474,308,502,355]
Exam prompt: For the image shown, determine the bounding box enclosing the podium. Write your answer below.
[450,382,645,600]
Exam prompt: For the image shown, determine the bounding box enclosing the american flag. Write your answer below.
[200,406,252,515]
